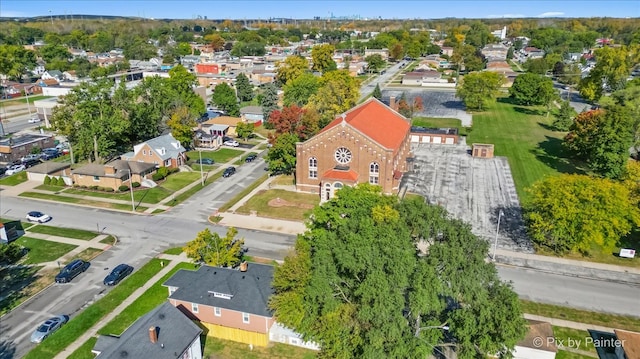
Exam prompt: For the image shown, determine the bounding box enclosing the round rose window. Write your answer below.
[334,147,352,164]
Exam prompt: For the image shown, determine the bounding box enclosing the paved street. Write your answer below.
[358,62,404,101]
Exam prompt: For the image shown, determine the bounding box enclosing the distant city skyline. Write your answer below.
[1,1,638,20]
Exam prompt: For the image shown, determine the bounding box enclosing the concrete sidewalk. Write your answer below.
[54,252,188,359]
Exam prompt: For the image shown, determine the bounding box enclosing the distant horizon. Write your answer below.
[1,1,638,21]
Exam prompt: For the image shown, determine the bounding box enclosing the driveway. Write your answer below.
[402,140,533,252]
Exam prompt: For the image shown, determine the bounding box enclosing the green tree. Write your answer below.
[235,121,254,141]
[0,44,37,80]
[230,41,266,57]
[282,72,320,107]
[509,73,557,108]
[183,227,245,267]
[167,65,205,117]
[524,58,548,75]
[265,133,299,175]
[175,42,193,56]
[456,71,504,111]
[261,83,280,127]
[307,69,361,127]
[582,46,633,98]
[235,73,254,102]
[270,185,527,359]
[365,54,386,73]
[39,44,71,63]
[211,83,240,117]
[372,83,382,100]
[552,100,577,131]
[525,174,640,255]
[276,55,310,85]
[166,106,196,148]
[389,42,404,61]
[506,46,514,60]
[311,44,337,73]
[600,84,640,155]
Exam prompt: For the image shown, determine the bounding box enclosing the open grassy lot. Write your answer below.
[187,148,243,164]
[521,300,640,332]
[271,174,294,186]
[35,184,66,192]
[14,237,77,264]
[62,187,169,204]
[466,97,583,202]
[163,247,183,255]
[236,189,318,221]
[218,174,269,212]
[23,259,168,359]
[18,192,149,212]
[67,337,98,359]
[27,225,98,240]
[412,117,463,129]
[160,171,201,191]
[168,170,223,206]
[553,326,596,354]
[204,337,317,359]
[0,171,28,186]
[0,266,54,316]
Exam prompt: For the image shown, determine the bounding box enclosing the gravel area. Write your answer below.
[382,89,473,126]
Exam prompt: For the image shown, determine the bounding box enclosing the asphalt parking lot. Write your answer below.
[402,139,533,252]
[382,89,472,126]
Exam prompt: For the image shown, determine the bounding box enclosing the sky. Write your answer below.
[1,0,638,20]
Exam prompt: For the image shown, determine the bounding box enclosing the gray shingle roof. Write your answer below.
[163,263,274,317]
[142,134,186,161]
[72,160,156,178]
[94,302,202,359]
[26,161,70,174]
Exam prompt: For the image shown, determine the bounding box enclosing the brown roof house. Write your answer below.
[120,133,187,169]
[513,320,557,359]
[71,160,156,191]
[295,98,412,201]
[93,302,202,359]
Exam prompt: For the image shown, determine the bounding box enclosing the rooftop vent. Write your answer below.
[240,261,248,272]
[149,326,158,343]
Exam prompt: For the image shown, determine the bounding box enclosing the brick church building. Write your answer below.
[295,98,412,201]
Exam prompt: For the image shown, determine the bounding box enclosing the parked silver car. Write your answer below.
[30,315,69,343]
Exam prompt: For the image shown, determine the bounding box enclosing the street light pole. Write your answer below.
[127,169,135,212]
[49,10,53,26]
[199,149,204,186]
[493,210,504,261]
[24,88,33,116]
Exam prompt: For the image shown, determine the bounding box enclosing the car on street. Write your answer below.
[195,158,214,165]
[41,151,60,160]
[5,164,26,175]
[21,154,41,162]
[55,259,90,283]
[28,117,41,124]
[26,211,51,223]
[0,167,6,177]
[103,263,134,286]
[23,159,42,168]
[223,140,239,147]
[245,154,257,162]
[30,315,69,343]
[222,167,236,177]
[222,136,233,142]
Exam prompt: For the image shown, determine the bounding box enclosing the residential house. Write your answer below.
[68,48,87,58]
[26,162,72,184]
[401,70,442,85]
[481,43,509,61]
[240,106,264,125]
[200,116,243,137]
[163,262,275,347]
[440,46,454,57]
[419,55,451,69]
[364,48,389,60]
[129,59,160,71]
[41,70,64,81]
[181,55,201,69]
[0,134,55,163]
[195,63,220,75]
[32,60,46,76]
[513,320,557,359]
[62,70,79,82]
[295,98,412,200]
[0,81,41,98]
[194,129,222,149]
[590,328,640,359]
[120,133,187,169]
[71,160,157,190]
[93,302,203,359]
[37,78,60,87]
[523,47,545,60]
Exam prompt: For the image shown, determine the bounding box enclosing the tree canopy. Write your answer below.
[311,44,337,73]
[307,70,361,127]
[456,72,504,111]
[509,73,556,106]
[211,82,240,117]
[235,73,254,102]
[283,72,320,107]
[276,55,310,86]
[525,174,640,255]
[183,227,245,268]
[270,185,527,359]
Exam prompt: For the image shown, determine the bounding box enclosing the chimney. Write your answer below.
[149,326,158,343]
[239,261,248,272]
[390,96,397,111]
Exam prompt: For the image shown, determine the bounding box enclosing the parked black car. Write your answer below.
[103,264,134,286]
[23,159,42,168]
[55,259,90,283]
[245,154,257,162]
[222,167,236,177]
[222,136,233,143]
[195,158,214,165]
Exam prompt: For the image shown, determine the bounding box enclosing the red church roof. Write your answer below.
[321,98,410,150]
[322,168,359,182]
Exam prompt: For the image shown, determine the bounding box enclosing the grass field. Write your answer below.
[27,225,98,240]
[187,148,243,164]
[236,189,318,221]
[218,174,269,212]
[412,117,463,129]
[18,192,149,212]
[66,337,98,359]
[466,97,583,201]
[14,237,77,264]
[204,337,317,359]
[0,171,28,186]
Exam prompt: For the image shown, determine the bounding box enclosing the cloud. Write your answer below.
[537,11,565,17]
[486,14,525,18]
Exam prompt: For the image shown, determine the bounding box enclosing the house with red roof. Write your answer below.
[295,98,412,201]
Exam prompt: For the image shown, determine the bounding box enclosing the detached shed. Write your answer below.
[472,144,494,158]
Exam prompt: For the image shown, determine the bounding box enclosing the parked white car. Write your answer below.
[223,140,239,147]
[26,211,52,223]
[28,117,41,123]
[5,164,26,175]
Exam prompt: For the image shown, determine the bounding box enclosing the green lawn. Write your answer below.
[163,247,183,255]
[64,186,171,204]
[34,184,67,192]
[100,235,116,244]
[18,192,149,212]
[27,225,98,240]
[98,262,196,336]
[66,337,98,359]
[466,97,583,201]
[14,237,77,264]
[218,174,269,212]
[204,337,317,359]
[236,189,318,221]
[412,117,463,129]
[168,171,223,206]
[555,351,594,359]
[0,171,28,186]
[23,259,168,359]
[552,327,596,354]
[160,172,201,191]
[0,265,48,316]
[187,148,243,164]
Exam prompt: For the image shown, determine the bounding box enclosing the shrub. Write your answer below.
[132,182,141,188]
[152,173,164,181]
[90,185,99,190]
[103,187,114,192]
[55,177,66,186]
[168,167,180,174]
[118,185,129,192]
[0,243,26,264]
[157,167,169,178]
[43,176,51,185]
